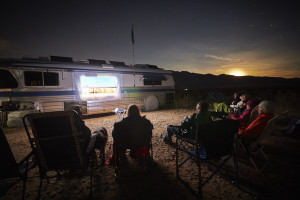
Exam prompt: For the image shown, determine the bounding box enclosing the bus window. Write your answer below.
[24,71,43,86]
[44,72,59,86]
[144,80,162,85]
[0,69,18,88]
[143,74,166,86]
[24,71,59,86]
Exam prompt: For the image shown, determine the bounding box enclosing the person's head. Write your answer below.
[196,101,209,113]
[258,100,275,115]
[234,92,240,99]
[240,93,249,101]
[127,104,141,117]
[246,98,261,110]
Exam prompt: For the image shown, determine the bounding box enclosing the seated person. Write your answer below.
[231,92,241,106]
[239,100,275,146]
[106,104,153,165]
[232,93,249,115]
[162,101,212,143]
[69,106,108,155]
[230,98,261,134]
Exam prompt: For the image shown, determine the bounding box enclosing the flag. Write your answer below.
[131,24,135,44]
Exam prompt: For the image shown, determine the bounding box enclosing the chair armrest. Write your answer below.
[175,134,197,145]
[17,150,36,174]
[18,150,34,165]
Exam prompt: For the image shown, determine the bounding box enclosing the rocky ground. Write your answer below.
[1,108,300,200]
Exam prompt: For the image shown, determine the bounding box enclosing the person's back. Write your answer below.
[68,106,91,152]
[163,101,212,143]
[113,115,153,149]
[190,109,212,139]
[106,104,153,164]
[68,105,107,157]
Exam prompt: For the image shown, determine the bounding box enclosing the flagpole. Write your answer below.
[132,43,135,65]
[131,24,135,87]
[131,24,135,65]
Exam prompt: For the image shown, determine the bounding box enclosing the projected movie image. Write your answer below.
[79,75,120,101]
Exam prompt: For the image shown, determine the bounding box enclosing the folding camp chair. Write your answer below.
[248,105,259,126]
[175,119,240,198]
[113,118,153,178]
[239,110,289,171]
[23,110,96,199]
[0,127,36,200]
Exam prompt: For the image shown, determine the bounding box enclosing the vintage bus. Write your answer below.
[0,56,175,127]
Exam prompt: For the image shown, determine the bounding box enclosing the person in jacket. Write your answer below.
[105,104,153,165]
[162,101,212,144]
[231,92,241,106]
[70,106,108,156]
[230,98,261,134]
[239,100,275,146]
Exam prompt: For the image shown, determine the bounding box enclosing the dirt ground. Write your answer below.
[1,108,300,200]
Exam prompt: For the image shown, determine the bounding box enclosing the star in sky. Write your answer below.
[0,0,299,78]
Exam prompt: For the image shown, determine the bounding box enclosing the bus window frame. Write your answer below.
[22,69,60,88]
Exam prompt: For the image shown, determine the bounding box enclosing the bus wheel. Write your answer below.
[145,95,159,111]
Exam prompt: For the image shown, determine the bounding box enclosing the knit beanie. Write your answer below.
[247,98,260,109]
[258,100,276,113]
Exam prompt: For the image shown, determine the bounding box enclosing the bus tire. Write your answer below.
[145,95,159,111]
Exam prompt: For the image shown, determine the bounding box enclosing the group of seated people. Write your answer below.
[70,104,153,166]
[230,92,251,115]
[211,92,250,115]
[72,92,276,166]
[162,94,276,148]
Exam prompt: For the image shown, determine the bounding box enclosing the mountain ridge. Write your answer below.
[172,71,300,90]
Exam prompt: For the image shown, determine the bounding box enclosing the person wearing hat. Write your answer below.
[230,98,261,134]
[239,100,275,146]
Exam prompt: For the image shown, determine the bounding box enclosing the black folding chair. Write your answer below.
[247,105,259,126]
[0,127,36,200]
[23,110,96,199]
[175,119,240,198]
[113,117,153,178]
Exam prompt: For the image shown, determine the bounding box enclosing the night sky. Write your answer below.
[1,0,299,78]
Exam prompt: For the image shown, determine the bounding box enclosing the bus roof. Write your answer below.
[0,57,173,74]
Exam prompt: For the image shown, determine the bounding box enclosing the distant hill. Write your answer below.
[172,71,300,90]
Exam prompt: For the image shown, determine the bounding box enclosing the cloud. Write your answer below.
[205,54,233,61]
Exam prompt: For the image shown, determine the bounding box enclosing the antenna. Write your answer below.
[131,24,136,87]
[131,24,135,65]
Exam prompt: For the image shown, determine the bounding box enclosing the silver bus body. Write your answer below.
[0,57,175,127]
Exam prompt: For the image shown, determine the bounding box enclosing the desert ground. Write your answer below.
[1,108,300,200]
